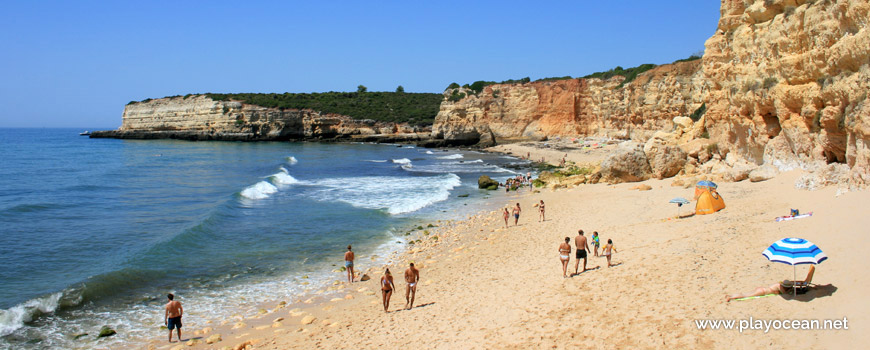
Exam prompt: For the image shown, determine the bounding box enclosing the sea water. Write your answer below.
[0,128,531,349]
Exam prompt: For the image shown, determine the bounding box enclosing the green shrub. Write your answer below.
[763,77,778,89]
[689,103,707,122]
[583,63,657,88]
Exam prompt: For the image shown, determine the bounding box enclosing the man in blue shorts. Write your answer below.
[164,293,183,342]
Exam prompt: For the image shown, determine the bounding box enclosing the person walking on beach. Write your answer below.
[502,208,510,228]
[381,268,396,312]
[574,230,591,275]
[404,263,420,310]
[592,231,601,257]
[164,293,183,343]
[512,203,521,226]
[602,239,618,267]
[538,200,545,222]
[344,245,355,283]
[559,237,571,278]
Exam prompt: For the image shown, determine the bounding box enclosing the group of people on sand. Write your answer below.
[558,230,618,278]
[344,245,421,312]
[502,200,545,227]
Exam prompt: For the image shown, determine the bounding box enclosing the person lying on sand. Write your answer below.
[725,283,786,302]
[602,239,617,267]
[559,237,571,278]
[381,269,396,312]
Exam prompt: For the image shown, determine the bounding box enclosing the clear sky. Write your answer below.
[0,1,721,128]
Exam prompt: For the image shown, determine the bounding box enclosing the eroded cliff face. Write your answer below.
[703,0,870,184]
[432,61,708,144]
[94,95,423,141]
[433,0,869,186]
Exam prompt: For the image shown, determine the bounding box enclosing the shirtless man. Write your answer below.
[164,293,183,342]
[574,230,591,275]
[512,203,521,226]
[344,245,355,283]
[404,263,420,310]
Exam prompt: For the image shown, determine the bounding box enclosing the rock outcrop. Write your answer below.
[432,0,870,187]
[92,95,428,142]
[600,142,653,183]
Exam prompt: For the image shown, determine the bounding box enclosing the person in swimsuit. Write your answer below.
[602,239,618,267]
[404,262,420,310]
[503,208,510,228]
[559,237,572,278]
[344,245,355,283]
[512,203,521,226]
[538,200,545,222]
[592,232,600,257]
[164,293,183,343]
[574,230,591,274]
[725,283,786,302]
[380,268,396,312]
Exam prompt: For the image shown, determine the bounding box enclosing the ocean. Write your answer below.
[0,128,531,349]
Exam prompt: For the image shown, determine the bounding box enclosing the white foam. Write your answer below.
[305,174,462,214]
[285,156,298,165]
[0,292,62,337]
[391,158,411,165]
[270,170,300,186]
[437,154,463,160]
[240,181,278,199]
[425,151,434,154]
[365,160,388,163]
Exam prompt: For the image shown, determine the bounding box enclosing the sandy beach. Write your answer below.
[145,142,870,350]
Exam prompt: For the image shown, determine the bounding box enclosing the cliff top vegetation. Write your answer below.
[129,91,443,126]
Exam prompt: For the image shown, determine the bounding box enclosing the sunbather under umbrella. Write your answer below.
[762,238,827,296]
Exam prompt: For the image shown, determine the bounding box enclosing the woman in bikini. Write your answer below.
[725,283,786,302]
[503,208,510,228]
[381,268,396,312]
[538,200,545,222]
[602,239,617,267]
[559,237,571,278]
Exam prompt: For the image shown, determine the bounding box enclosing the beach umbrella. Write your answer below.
[762,238,827,295]
[669,197,690,217]
[696,180,717,188]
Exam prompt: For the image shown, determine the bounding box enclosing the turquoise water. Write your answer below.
[0,128,529,348]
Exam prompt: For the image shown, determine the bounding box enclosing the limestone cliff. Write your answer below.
[92,95,426,142]
[431,61,707,145]
[433,0,870,186]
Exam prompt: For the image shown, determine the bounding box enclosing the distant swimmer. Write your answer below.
[404,262,420,310]
[164,293,183,343]
[381,268,396,312]
[344,245,355,283]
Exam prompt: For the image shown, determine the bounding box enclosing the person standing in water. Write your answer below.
[164,293,183,343]
[344,245,355,283]
[404,263,420,310]
[538,200,545,222]
[512,203,522,226]
[381,268,396,312]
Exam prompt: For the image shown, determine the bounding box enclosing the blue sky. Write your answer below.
[0,1,720,128]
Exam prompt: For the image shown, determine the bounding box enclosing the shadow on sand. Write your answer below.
[779,284,837,302]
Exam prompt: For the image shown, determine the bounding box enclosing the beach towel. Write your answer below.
[775,212,813,222]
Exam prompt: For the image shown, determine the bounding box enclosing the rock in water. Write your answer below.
[97,326,116,338]
[73,333,89,340]
[477,175,499,190]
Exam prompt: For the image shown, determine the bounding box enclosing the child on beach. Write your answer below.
[558,237,571,278]
[381,269,396,312]
[592,232,600,257]
[602,239,617,267]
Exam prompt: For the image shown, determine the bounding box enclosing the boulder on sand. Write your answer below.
[600,142,652,183]
[477,175,499,190]
[644,133,687,179]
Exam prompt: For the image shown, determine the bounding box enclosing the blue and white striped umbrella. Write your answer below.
[763,238,826,295]
[763,238,827,265]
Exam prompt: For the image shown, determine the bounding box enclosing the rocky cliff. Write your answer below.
[432,0,869,186]
[92,95,427,142]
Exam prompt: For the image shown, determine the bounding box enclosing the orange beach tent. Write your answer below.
[695,181,725,215]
